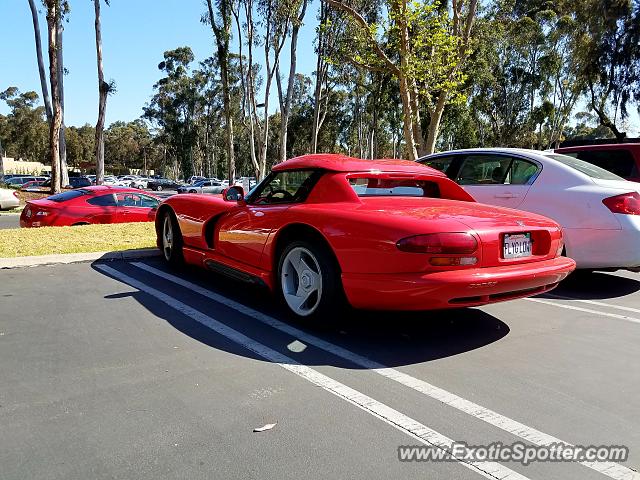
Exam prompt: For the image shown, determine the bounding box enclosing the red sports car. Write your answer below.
[156,154,576,319]
[20,186,161,227]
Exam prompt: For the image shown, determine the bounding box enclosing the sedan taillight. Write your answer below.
[602,192,640,215]
[396,232,478,254]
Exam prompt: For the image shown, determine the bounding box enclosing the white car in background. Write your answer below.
[419,148,640,271]
[0,187,20,210]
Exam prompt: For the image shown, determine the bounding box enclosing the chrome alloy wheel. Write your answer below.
[281,246,323,316]
[162,215,173,261]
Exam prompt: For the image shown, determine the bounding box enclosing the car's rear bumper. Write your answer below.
[564,217,640,270]
[341,256,576,310]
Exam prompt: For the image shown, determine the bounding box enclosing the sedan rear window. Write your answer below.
[48,190,89,203]
[544,153,624,180]
[349,178,441,197]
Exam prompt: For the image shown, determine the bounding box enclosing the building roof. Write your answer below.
[272,154,444,175]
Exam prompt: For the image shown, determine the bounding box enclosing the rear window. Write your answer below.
[48,190,89,203]
[543,154,624,180]
[349,178,441,197]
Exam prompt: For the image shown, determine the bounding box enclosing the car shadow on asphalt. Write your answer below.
[538,271,640,300]
[94,260,510,369]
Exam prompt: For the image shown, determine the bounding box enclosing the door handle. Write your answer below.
[494,193,520,199]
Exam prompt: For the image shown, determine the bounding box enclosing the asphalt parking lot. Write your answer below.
[0,214,19,229]
[1,259,639,480]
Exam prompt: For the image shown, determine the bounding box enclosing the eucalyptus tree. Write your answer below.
[276,0,308,163]
[325,0,478,159]
[93,0,113,185]
[144,48,203,178]
[205,0,236,182]
[570,0,640,139]
[27,0,52,122]
[44,0,66,193]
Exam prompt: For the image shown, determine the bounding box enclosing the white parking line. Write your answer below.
[546,294,640,316]
[526,298,640,325]
[96,264,526,480]
[131,261,638,480]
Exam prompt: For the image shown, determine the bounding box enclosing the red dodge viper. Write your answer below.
[156,154,576,319]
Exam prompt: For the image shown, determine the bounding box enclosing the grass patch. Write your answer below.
[0,222,157,258]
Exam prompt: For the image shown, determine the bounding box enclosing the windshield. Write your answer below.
[543,153,625,181]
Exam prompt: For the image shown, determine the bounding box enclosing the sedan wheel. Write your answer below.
[278,241,341,319]
[156,185,163,191]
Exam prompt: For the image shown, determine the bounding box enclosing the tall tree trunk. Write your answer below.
[243,0,262,179]
[28,0,52,122]
[310,1,332,153]
[206,0,235,183]
[56,16,69,186]
[423,92,447,155]
[232,3,259,179]
[46,1,62,194]
[94,0,107,185]
[278,0,308,164]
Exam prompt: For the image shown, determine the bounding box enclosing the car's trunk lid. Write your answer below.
[358,197,561,267]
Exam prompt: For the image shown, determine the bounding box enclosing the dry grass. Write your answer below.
[0,222,157,258]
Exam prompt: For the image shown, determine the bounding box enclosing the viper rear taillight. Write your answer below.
[603,192,640,215]
[396,232,478,254]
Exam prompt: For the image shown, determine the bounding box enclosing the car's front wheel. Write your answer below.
[156,185,163,191]
[161,211,183,266]
[277,240,341,320]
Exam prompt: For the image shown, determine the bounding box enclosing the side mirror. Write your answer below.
[223,186,245,203]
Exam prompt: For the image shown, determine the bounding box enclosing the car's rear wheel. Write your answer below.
[156,185,163,191]
[277,240,341,320]
[161,211,183,266]
[189,189,197,193]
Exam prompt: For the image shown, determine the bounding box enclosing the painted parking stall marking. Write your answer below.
[95,264,528,480]
[130,261,639,480]
[546,294,640,316]
[526,298,640,325]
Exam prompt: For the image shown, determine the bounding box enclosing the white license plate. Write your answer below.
[503,233,532,259]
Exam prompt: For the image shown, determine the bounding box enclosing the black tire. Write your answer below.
[276,239,343,321]
[189,189,197,193]
[160,210,184,267]
[155,185,163,191]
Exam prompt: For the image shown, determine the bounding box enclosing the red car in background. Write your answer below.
[20,186,160,227]
[156,154,575,320]
[554,143,640,182]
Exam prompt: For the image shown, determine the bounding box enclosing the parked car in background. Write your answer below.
[68,176,93,188]
[129,177,149,189]
[5,176,47,188]
[554,143,640,182]
[147,178,183,191]
[0,187,20,210]
[177,179,224,194]
[419,148,640,271]
[156,154,575,320]
[20,186,160,227]
[20,180,45,191]
[187,175,207,185]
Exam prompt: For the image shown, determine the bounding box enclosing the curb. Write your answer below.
[0,248,161,269]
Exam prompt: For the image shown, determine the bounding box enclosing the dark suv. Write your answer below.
[554,143,640,182]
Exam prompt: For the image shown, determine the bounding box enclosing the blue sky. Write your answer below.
[0,0,320,127]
